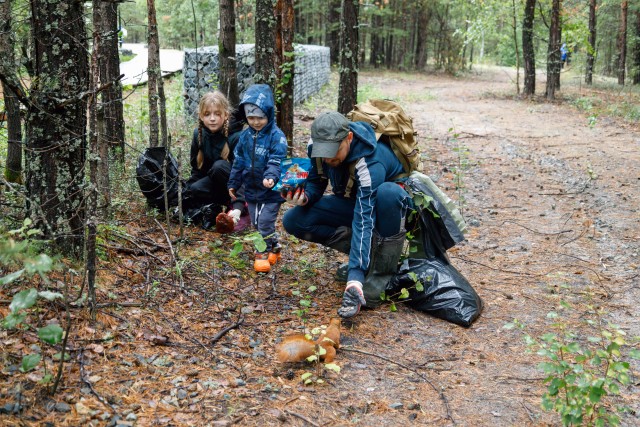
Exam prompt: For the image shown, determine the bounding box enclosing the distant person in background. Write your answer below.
[560,43,568,68]
[181,91,246,230]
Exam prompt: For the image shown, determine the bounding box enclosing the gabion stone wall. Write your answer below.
[183,44,330,118]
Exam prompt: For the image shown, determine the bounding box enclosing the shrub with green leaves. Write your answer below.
[1,220,65,376]
[505,304,640,427]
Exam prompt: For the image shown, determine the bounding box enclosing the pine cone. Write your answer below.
[215,212,235,234]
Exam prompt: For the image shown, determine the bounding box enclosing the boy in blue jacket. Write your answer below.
[282,112,413,318]
[228,84,288,273]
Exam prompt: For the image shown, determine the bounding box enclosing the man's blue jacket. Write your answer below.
[305,121,405,283]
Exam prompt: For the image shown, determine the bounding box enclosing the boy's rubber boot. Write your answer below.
[254,253,271,273]
[268,243,282,265]
[362,230,405,308]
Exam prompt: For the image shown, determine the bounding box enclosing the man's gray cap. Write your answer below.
[310,112,350,158]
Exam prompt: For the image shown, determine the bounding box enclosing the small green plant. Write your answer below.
[229,231,267,257]
[275,50,303,105]
[505,304,640,426]
[299,324,341,386]
[291,282,316,320]
[379,271,424,311]
[2,289,65,373]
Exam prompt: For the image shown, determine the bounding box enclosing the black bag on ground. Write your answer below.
[386,257,483,327]
[405,171,467,260]
[136,147,181,211]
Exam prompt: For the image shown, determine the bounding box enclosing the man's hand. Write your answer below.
[228,188,237,201]
[263,178,275,188]
[282,187,308,206]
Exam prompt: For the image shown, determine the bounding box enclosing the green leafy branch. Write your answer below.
[504,303,640,426]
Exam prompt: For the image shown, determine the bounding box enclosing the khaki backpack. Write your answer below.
[347,99,422,176]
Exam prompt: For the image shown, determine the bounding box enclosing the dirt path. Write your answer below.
[2,68,639,427]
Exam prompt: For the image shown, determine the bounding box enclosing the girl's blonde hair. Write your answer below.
[197,91,232,170]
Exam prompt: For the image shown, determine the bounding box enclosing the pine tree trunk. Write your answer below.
[96,0,124,163]
[328,0,341,65]
[0,0,23,184]
[147,0,160,147]
[255,0,277,88]
[511,0,520,94]
[633,10,640,85]
[369,13,383,68]
[414,4,430,70]
[585,0,597,85]
[95,0,124,215]
[338,0,359,115]
[545,0,561,100]
[219,0,240,106]
[87,14,100,317]
[26,0,89,256]
[275,0,294,153]
[617,0,628,85]
[522,0,536,96]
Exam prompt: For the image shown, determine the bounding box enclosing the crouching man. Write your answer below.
[282,112,413,318]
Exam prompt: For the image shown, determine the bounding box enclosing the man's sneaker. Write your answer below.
[254,252,271,273]
[268,243,282,265]
[335,263,348,282]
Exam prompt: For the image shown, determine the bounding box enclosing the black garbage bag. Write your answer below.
[386,257,483,327]
[136,147,182,211]
[405,172,467,261]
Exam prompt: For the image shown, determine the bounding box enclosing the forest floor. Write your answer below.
[2,67,640,427]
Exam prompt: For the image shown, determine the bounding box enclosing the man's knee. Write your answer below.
[377,182,409,207]
[282,208,300,235]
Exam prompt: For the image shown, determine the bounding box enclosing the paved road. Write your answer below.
[119,43,184,87]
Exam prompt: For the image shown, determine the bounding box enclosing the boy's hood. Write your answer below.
[344,121,377,162]
[238,84,276,124]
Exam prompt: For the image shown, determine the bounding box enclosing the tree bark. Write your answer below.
[26,0,89,256]
[633,10,640,85]
[95,0,124,164]
[255,0,277,88]
[617,0,628,85]
[511,0,520,94]
[147,0,160,147]
[414,4,429,70]
[338,0,359,115]
[369,12,383,68]
[585,0,597,85]
[327,0,341,65]
[219,0,240,106]
[545,0,561,100]
[95,0,125,215]
[522,0,536,96]
[275,0,294,154]
[0,0,23,184]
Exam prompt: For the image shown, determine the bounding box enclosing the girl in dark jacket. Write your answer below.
[183,91,246,230]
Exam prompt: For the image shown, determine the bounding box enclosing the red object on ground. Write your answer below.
[215,213,235,234]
